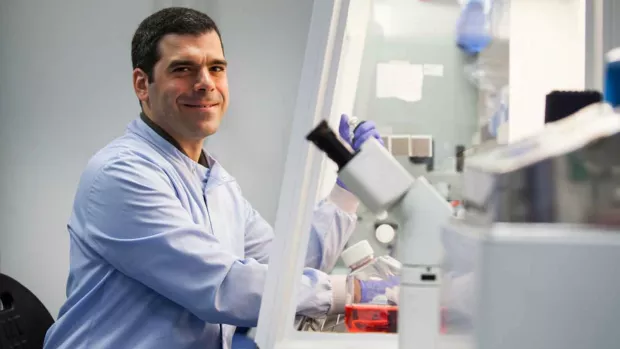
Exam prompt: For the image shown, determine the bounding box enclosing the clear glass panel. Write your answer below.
[343,0,481,262]
[296,0,510,337]
[337,0,510,269]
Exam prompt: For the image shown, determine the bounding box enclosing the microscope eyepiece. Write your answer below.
[306,120,354,169]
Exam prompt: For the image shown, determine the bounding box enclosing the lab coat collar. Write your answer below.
[139,113,209,167]
[202,152,235,191]
[127,117,235,189]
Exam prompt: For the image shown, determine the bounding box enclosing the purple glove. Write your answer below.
[337,114,383,189]
[359,276,400,304]
[338,114,383,150]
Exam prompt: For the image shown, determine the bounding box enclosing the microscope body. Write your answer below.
[337,137,453,349]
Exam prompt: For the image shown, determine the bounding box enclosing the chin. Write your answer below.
[198,121,221,137]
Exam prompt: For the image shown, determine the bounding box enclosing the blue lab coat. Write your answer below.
[43,117,358,349]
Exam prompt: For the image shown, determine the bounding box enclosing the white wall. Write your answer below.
[508,0,586,142]
[0,0,151,318]
[201,0,314,224]
[0,0,314,318]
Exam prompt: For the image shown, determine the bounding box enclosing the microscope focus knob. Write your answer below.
[375,224,396,244]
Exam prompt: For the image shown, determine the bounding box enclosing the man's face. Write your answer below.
[134,31,229,141]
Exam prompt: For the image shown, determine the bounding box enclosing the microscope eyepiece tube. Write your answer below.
[306,120,354,169]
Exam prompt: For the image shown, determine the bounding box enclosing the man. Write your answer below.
[43,7,383,349]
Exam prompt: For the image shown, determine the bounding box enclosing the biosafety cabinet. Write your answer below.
[330,0,497,267]
[252,0,608,349]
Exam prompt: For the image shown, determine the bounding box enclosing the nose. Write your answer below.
[194,68,215,92]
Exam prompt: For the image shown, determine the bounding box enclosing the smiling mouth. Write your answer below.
[183,103,218,109]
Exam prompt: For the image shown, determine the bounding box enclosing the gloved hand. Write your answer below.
[338,114,383,151]
[358,275,400,305]
[337,114,383,189]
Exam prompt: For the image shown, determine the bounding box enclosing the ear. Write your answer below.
[133,68,150,105]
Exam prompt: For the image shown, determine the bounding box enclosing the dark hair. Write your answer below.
[131,7,223,82]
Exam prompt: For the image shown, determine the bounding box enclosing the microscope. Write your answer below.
[307,119,454,349]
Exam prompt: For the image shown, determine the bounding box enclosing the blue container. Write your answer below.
[604,48,620,108]
[456,0,492,55]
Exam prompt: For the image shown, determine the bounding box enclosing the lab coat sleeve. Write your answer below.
[82,154,335,326]
[243,185,358,272]
[304,185,359,272]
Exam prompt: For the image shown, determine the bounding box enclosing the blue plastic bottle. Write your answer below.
[604,47,620,109]
[456,0,492,55]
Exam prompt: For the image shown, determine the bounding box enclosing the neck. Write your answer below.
[178,141,203,162]
[141,108,204,162]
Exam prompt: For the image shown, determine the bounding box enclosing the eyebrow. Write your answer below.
[211,59,228,67]
[168,60,195,69]
[168,58,228,70]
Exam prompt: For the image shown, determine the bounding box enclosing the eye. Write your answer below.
[211,65,226,73]
[172,67,191,73]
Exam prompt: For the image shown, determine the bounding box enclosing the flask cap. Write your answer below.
[341,240,374,269]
